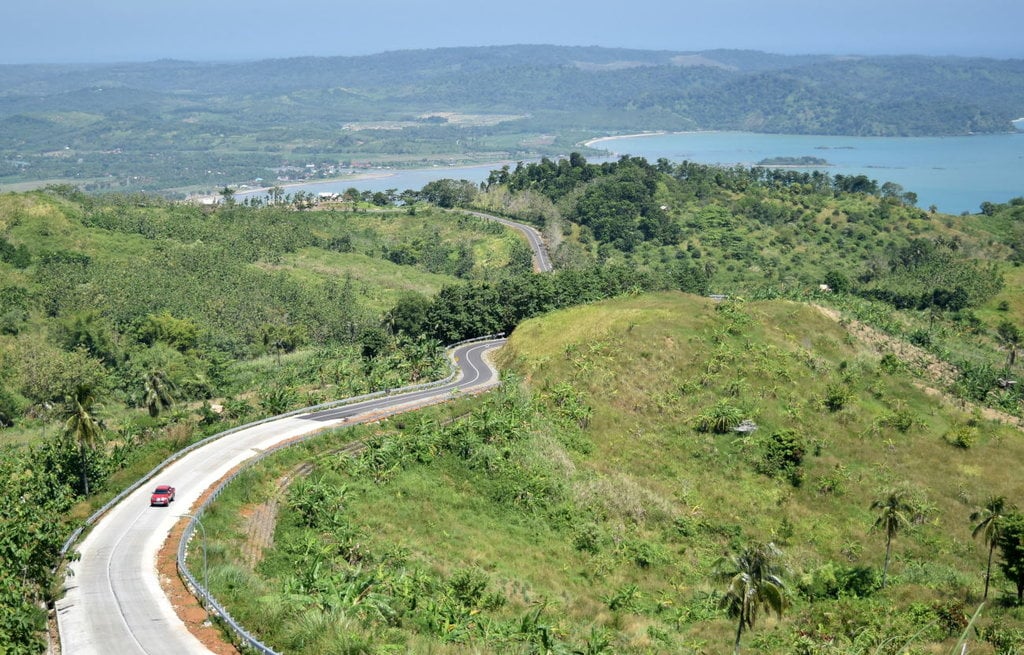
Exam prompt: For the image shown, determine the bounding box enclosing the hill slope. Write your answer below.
[204,292,1024,654]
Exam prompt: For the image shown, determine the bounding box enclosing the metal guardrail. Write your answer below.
[59,334,499,559]
[176,334,504,653]
[58,334,505,654]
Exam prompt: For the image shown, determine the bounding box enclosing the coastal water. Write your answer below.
[595,131,1024,214]
[241,130,1023,215]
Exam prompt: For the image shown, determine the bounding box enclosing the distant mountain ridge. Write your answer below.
[0,46,833,94]
[1,45,1022,192]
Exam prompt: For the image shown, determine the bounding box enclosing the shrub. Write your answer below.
[0,386,20,427]
[879,353,906,374]
[258,384,299,415]
[757,429,807,486]
[621,539,667,569]
[943,424,977,449]
[798,562,879,600]
[572,522,602,554]
[822,383,851,412]
[878,402,916,433]
[907,328,932,348]
[693,400,745,434]
[978,625,1024,655]
[815,464,850,496]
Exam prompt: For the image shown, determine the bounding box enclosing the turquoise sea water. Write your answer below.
[241,130,1023,215]
[594,131,1024,214]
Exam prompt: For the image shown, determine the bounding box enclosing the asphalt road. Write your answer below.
[466,210,553,272]
[55,339,505,655]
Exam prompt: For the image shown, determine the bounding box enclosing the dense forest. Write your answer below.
[1,46,1022,193]
[2,153,1024,652]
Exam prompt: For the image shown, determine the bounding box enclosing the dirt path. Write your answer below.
[813,304,1022,426]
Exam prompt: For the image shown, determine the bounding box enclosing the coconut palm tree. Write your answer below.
[996,320,1022,370]
[143,368,176,418]
[972,496,1011,600]
[716,542,786,654]
[871,491,913,588]
[61,383,105,496]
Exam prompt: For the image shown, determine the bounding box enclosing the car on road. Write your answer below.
[150,485,176,506]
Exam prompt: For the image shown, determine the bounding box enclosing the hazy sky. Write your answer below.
[2,0,1021,64]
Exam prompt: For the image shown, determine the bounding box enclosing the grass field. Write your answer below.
[200,292,1024,653]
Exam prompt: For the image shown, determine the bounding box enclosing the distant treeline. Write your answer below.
[2,46,1023,191]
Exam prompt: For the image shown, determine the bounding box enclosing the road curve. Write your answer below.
[466,210,553,272]
[56,339,505,655]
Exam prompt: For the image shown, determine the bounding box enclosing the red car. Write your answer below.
[150,485,176,507]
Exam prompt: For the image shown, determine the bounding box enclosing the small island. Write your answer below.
[757,155,831,166]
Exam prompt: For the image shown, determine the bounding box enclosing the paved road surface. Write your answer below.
[466,211,552,272]
[56,339,504,655]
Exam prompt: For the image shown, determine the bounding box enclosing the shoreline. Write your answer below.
[198,160,519,201]
[583,131,668,148]
[583,129,734,149]
[225,170,397,200]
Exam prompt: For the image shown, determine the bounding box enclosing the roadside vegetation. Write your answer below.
[0,187,522,649]
[2,151,1023,652]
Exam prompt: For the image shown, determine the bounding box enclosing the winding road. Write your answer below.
[466,210,552,272]
[56,339,505,655]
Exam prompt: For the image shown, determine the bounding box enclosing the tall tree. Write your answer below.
[997,512,1024,605]
[972,496,1011,600]
[60,383,105,496]
[0,448,75,651]
[268,185,285,205]
[870,491,913,588]
[142,368,176,418]
[218,186,235,206]
[716,542,787,655]
[995,320,1021,369]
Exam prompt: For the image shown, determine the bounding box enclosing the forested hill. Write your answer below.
[1,46,1023,193]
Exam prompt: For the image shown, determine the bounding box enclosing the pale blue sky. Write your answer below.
[2,0,1021,64]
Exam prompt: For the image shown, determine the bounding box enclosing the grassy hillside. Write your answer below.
[2,155,1021,651]
[0,187,535,649]
[0,188,531,446]
[202,292,1024,653]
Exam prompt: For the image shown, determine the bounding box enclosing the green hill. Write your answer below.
[2,153,1023,652]
[202,292,1024,654]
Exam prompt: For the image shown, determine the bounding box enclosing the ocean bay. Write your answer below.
[593,131,1024,214]
[241,131,1023,215]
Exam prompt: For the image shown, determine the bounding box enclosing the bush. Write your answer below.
[907,328,932,348]
[621,539,667,569]
[799,562,879,600]
[878,402,916,433]
[572,522,602,554]
[693,400,745,434]
[879,353,906,374]
[943,424,977,449]
[822,383,851,412]
[757,429,807,486]
[258,384,299,415]
[0,386,20,427]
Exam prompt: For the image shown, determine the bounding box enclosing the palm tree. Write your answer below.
[61,383,105,496]
[971,496,1010,600]
[870,491,913,588]
[716,542,786,654]
[218,186,235,206]
[143,368,176,418]
[996,320,1022,370]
